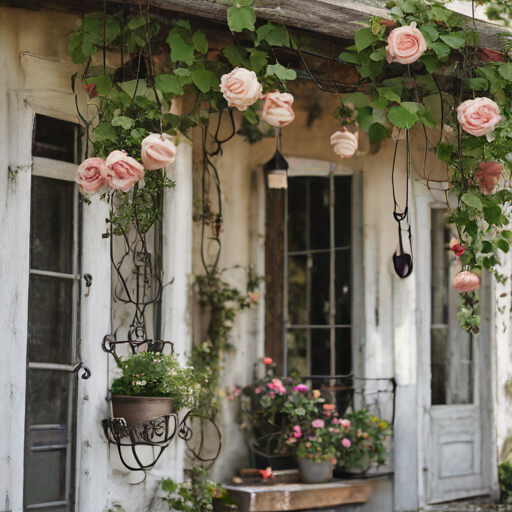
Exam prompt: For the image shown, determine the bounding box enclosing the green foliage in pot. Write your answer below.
[110,352,200,410]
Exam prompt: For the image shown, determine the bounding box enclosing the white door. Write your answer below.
[425,207,488,504]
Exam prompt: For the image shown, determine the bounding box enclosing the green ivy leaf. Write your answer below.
[192,30,209,54]
[191,69,212,93]
[461,192,483,211]
[339,52,359,64]
[111,116,135,130]
[387,106,418,129]
[467,77,488,90]
[419,24,439,45]
[266,63,297,81]
[439,34,466,49]
[432,41,451,60]
[85,74,112,96]
[223,45,249,67]
[368,122,391,143]
[227,5,256,32]
[167,33,194,66]
[344,92,371,108]
[250,50,268,72]
[155,74,183,95]
[354,28,378,52]
[256,23,289,47]
[93,122,117,140]
[498,63,512,81]
[128,15,146,30]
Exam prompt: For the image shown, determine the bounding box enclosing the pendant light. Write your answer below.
[264,128,289,189]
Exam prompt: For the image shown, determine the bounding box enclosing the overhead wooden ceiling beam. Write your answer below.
[107,0,510,51]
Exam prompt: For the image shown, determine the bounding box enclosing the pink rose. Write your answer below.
[76,157,107,194]
[339,419,351,429]
[474,162,503,194]
[449,238,465,257]
[293,425,302,438]
[330,130,358,159]
[254,387,263,394]
[342,438,351,448]
[141,133,177,170]
[268,378,286,395]
[105,150,145,192]
[312,419,325,428]
[294,384,308,393]
[386,24,427,65]
[220,68,262,111]
[261,91,295,127]
[452,271,480,292]
[457,97,501,137]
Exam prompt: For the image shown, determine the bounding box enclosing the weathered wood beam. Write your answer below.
[107,0,511,51]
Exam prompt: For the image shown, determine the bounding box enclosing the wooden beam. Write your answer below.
[107,0,511,50]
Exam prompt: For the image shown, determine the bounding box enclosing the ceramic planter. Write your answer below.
[111,395,173,427]
[297,457,333,484]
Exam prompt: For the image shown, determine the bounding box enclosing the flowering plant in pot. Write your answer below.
[110,352,200,427]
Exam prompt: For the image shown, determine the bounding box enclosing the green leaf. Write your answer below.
[250,50,268,72]
[344,92,371,108]
[128,15,146,30]
[439,34,466,49]
[295,407,306,416]
[243,108,258,125]
[421,53,442,73]
[191,69,212,93]
[166,33,194,66]
[174,68,191,76]
[461,192,483,211]
[483,204,502,225]
[381,89,401,103]
[354,28,377,51]
[400,102,424,114]
[85,74,112,96]
[192,30,209,54]
[495,238,510,253]
[111,116,135,130]
[256,23,289,47]
[222,45,249,67]
[357,107,374,132]
[419,24,439,44]
[370,51,385,61]
[93,122,117,140]
[387,106,418,129]
[498,63,512,81]
[432,41,451,60]
[368,122,391,143]
[227,5,256,32]
[266,63,297,81]
[105,18,121,44]
[339,52,359,64]
[467,77,488,90]
[70,45,88,64]
[418,110,436,129]
[482,241,494,254]
[155,74,183,95]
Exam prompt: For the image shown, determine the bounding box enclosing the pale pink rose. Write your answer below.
[474,162,503,194]
[261,91,295,127]
[452,271,480,292]
[105,150,145,192]
[141,133,177,170]
[457,97,501,137]
[220,68,262,111]
[386,24,427,65]
[339,419,351,429]
[75,157,107,194]
[312,419,325,428]
[330,130,358,159]
[342,438,351,448]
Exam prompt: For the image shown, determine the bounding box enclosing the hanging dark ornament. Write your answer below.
[391,130,413,279]
[264,128,289,189]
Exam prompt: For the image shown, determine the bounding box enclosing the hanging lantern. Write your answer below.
[264,128,289,189]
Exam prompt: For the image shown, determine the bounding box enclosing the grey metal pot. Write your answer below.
[297,457,333,484]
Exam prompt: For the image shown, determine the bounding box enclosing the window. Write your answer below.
[431,208,473,405]
[24,115,82,511]
[285,174,353,377]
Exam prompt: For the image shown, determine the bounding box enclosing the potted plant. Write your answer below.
[110,352,200,427]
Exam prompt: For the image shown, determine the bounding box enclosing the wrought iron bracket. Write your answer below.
[72,362,91,380]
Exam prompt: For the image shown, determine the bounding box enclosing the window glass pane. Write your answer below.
[430,209,473,405]
[288,256,307,325]
[28,275,73,364]
[287,329,307,376]
[310,329,331,375]
[30,176,74,274]
[288,179,307,252]
[309,178,330,250]
[335,250,351,325]
[335,328,352,375]
[334,176,352,247]
[24,450,67,505]
[26,371,70,425]
[33,114,77,163]
[310,252,330,325]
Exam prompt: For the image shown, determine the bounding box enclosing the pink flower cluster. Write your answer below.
[311,419,325,429]
[268,379,286,395]
[294,384,308,393]
[293,425,302,438]
[333,418,351,429]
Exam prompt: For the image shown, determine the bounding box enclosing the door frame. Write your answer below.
[416,193,499,508]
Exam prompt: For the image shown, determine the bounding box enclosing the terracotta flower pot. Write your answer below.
[111,395,173,427]
[297,457,333,484]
